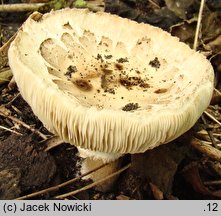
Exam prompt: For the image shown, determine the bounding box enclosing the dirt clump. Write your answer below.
[0,134,56,196]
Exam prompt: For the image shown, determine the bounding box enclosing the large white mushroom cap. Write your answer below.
[8,8,214,157]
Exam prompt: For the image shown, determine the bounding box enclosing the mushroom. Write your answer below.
[8,9,214,191]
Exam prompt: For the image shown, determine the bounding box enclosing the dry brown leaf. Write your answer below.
[116,194,130,200]
[131,138,189,195]
[170,21,196,45]
[182,163,213,195]
[149,182,164,200]
[164,0,195,19]
[202,12,221,43]
[204,35,221,53]
[0,68,12,85]
[182,163,221,198]
[105,0,180,30]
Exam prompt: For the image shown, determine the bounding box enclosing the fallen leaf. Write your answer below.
[149,182,164,200]
[170,20,196,46]
[182,163,221,198]
[131,136,190,195]
[105,0,180,30]
[182,163,212,195]
[202,11,221,43]
[164,0,195,19]
[204,35,221,53]
[116,194,130,200]
[0,68,12,85]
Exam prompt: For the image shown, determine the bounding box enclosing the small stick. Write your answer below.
[193,0,205,50]
[44,136,64,152]
[191,138,221,162]
[204,180,221,186]
[214,88,221,96]
[199,140,221,145]
[148,0,160,9]
[197,130,221,137]
[0,106,47,140]
[6,93,21,106]
[16,162,111,200]
[0,3,45,12]
[204,110,221,127]
[0,125,22,135]
[86,2,104,12]
[55,163,131,199]
[201,114,218,148]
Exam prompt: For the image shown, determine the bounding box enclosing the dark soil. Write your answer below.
[0,134,56,196]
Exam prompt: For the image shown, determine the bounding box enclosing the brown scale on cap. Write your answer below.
[73,79,93,91]
[154,88,168,94]
[115,63,124,70]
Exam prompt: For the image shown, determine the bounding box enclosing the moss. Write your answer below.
[74,0,87,8]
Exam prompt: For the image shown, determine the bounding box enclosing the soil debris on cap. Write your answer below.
[104,88,115,94]
[104,55,113,59]
[122,103,139,111]
[117,57,129,63]
[96,53,104,62]
[119,76,150,90]
[149,57,161,69]
[64,65,77,79]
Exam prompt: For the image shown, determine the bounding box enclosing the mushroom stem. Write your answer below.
[78,147,123,192]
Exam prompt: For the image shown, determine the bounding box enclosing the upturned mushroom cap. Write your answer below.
[8,9,214,156]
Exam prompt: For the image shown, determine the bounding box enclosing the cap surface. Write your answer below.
[8,8,214,154]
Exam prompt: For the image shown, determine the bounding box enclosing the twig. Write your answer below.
[214,88,221,96]
[6,93,20,106]
[204,180,221,186]
[200,140,221,146]
[193,0,205,50]
[44,136,64,152]
[0,106,47,140]
[0,3,45,12]
[16,162,111,200]
[204,110,221,127]
[86,2,104,12]
[148,0,160,9]
[201,114,218,148]
[191,138,221,162]
[197,130,221,137]
[55,163,131,199]
[0,125,22,135]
